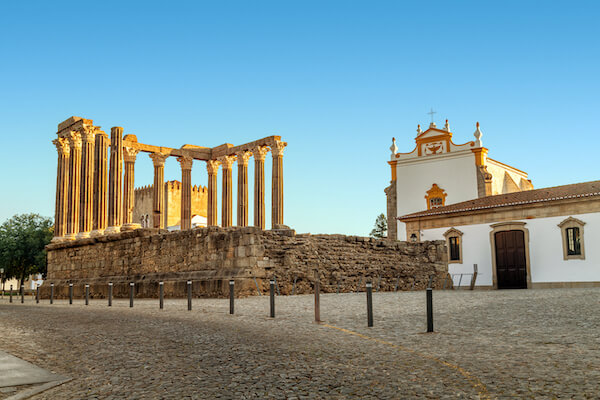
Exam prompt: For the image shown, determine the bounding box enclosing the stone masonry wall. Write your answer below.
[42,227,449,299]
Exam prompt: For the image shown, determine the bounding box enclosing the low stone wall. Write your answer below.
[43,227,449,298]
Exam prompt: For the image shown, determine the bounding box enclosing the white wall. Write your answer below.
[420,211,600,287]
[395,151,479,240]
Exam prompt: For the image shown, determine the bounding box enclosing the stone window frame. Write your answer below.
[425,183,448,210]
[489,222,532,290]
[557,217,586,260]
[443,228,463,264]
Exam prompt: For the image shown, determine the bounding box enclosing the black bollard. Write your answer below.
[50,283,54,305]
[108,282,113,307]
[229,280,234,315]
[187,281,192,311]
[9,285,13,303]
[426,288,434,333]
[314,271,321,323]
[129,282,134,308]
[366,281,373,327]
[21,285,24,304]
[85,284,90,305]
[159,282,164,310]
[269,279,275,318]
[69,284,73,304]
[36,286,39,304]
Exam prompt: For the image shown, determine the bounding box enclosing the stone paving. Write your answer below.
[0,288,599,399]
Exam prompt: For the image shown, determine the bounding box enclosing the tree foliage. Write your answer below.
[369,213,387,238]
[0,214,53,286]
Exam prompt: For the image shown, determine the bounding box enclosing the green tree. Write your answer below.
[0,214,53,291]
[369,213,387,238]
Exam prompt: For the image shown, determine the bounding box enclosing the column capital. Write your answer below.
[217,155,236,169]
[149,152,169,166]
[81,126,101,144]
[270,141,287,157]
[123,147,140,163]
[251,145,270,161]
[235,151,252,166]
[206,159,221,174]
[53,137,70,156]
[68,131,82,148]
[177,155,194,170]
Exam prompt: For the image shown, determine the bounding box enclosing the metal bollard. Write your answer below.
[426,287,434,332]
[85,284,90,305]
[50,283,54,304]
[36,286,39,304]
[129,282,134,308]
[314,271,321,323]
[159,282,164,309]
[9,285,13,303]
[21,285,24,303]
[366,282,373,327]
[229,280,235,315]
[108,283,113,307]
[269,279,275,318]
[69,283,73,304]
[187,281,192,311]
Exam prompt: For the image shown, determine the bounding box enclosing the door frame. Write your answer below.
[489,222,532,289]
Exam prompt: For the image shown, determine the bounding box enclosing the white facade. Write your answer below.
[421,212,600,288]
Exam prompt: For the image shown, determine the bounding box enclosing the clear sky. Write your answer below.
[1,1,599,235]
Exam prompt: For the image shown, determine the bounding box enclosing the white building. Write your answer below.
[387,120,600,289]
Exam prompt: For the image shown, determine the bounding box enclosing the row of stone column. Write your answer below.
[53,126,287,241]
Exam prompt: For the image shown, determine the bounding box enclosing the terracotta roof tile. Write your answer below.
[399,180,600,220]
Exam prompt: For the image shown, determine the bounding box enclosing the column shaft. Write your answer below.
[150,153,168,229]
[271,141,287,228]
[206,160,220,226]
[106,127,124,233]
[236,151,251,227]
[122,148,140,230]
[219,156,235,227]
[78,128,96,238]
[66,132,82,239]
[178,156,193,230]
[92,132,109,235]
[52,138,70,240]
[252,146,269,229]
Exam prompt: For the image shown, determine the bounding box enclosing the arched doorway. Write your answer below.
[490,222,531,289]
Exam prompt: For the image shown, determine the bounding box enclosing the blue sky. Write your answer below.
[1,1,599,235]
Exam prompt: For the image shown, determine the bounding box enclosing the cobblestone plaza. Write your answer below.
[1,288,598,398]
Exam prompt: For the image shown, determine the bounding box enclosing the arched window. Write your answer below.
[443,228,463,264]
[558,217,586,260]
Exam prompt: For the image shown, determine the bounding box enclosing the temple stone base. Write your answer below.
[42,227,449,299]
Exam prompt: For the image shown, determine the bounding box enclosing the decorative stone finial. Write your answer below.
[429,121,437,128]
[473,121,483,147]
[390,137,398,155]
[444,119,450,131]
[416,124,422,135]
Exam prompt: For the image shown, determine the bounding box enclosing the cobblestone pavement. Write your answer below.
[0,288,599,399]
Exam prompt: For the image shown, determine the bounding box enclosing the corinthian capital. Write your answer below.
[68,131,82,149]
[53,137,70,156]
[177,155,194,170]
[270,141,287,157]
[206,159,221,175]
[81,126,100,144]
[123,147,140,163]
[217,155,236,169]
[235,150,252,166]
[251,145,270,161]
[149,152,169,167]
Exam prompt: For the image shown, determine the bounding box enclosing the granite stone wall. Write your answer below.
[42,227,449,299]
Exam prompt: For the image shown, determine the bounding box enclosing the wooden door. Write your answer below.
[495,230,527,289]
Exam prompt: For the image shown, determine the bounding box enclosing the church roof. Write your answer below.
[399,180,600,220]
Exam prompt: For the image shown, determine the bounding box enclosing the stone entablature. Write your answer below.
[42,228,448,298]
[52,116,288,242]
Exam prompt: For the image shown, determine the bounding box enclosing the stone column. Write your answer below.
[52,137,70,241]
[218,155,236,227]
[270,141,287,228]
[91,132,109,236]
[206,160,220,227]
[252,146,269,229]
[77,127,96,238]
[122,147,141,231]
[177,156,193,230]
[236,151,252,227]
[150,152,168,229]
[106,127,124,234]
[65,131,82,240]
